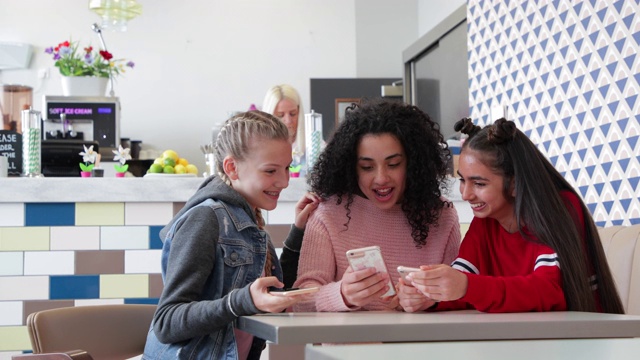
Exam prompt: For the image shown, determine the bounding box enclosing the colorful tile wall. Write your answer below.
[0,201,171,356]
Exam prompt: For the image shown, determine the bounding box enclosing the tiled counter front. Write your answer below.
[0,177,307,358]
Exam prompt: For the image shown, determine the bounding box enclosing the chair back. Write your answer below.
[26,304,156,360]
[599,225,640,314]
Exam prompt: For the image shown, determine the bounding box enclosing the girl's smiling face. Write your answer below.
[227,137,292,211]
[458,148,516,231]
[356,133,407,210]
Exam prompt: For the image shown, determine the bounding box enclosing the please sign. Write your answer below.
[0,130,23,175]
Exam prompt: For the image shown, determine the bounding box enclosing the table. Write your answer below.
[237,310,640,359]
[304,338,640,360]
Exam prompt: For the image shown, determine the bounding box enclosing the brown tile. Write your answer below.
[76,250,125,274]
[149,273,164,298]
[173,202,186,216]
[23,300,74,324]
[265,224,291,248]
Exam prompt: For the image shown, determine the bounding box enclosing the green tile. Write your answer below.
[76,203,125,226]
[0,227,50,251]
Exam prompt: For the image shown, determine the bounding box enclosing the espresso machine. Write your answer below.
[41,96,120,176]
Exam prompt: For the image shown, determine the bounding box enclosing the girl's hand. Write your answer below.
[396,277,436,312]
[293,192,321,229]
[340,266,391,307]
[249,277,305,313]
[407,264,468,301]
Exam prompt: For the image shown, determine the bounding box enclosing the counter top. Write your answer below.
[0,176,309,203]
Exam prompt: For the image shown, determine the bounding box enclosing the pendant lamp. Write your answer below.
[89,0,142,32]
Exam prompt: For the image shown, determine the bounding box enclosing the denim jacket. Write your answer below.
[143,194,283,360]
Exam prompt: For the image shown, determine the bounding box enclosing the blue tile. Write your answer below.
[25,203,75,226]
[125,298,160,305]
[149,226,164,249]
[50,275,99,299]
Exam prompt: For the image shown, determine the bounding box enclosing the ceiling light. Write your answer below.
[89,0,142,32]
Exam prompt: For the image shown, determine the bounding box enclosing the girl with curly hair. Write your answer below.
[398,117,624,314]
[292,99,461,312]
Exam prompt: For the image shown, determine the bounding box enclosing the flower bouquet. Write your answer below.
[45,40,134,78]
[45,40,134,96]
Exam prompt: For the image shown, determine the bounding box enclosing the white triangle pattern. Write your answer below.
[467,0,640,226]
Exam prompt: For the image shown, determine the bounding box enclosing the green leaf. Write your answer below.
[79,163,95,172]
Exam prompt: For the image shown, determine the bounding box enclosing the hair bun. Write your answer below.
[454,117,481,136]
[488,118,517,144]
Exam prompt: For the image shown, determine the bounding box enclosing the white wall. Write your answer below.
[355,0,418,78]
[418,0,466,37]
[0,0,455,171]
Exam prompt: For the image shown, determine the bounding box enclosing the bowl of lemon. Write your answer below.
[144,150,199,177]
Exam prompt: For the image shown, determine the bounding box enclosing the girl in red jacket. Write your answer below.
[397,117,624,314]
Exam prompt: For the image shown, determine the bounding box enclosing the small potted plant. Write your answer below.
[112,145,132,177]
[79,144,97,177]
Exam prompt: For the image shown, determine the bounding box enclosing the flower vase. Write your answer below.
[80,171,92,178]
[115,172,125,178]
[61,76,108,97]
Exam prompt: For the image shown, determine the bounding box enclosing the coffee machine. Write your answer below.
[41,96,120,176]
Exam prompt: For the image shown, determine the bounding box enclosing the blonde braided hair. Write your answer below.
[214,110,289,276]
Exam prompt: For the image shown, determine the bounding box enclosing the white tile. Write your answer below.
[0,352,24,360]
[0,301,23,326]
[0,276,48,301]
[0,252,23,276]
[75,299,124,306]
[266,202,296,224]
[24,251,74,275]
[125,250,162,274]
[101,226,149,250]
[125,202,174,225]
[50,226,100,250]
[0,203,23,226]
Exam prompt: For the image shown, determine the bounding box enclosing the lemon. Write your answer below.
[153,158,164,166]
[186,164,198,175]
[174,164,187,174]
[163,165,175,174]
[177,158,189,166]
[162,150,179,162]
[148,163,163,173]
[163,157,176,167]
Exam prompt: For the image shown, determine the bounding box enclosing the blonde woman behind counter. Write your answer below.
[262,84,305,166]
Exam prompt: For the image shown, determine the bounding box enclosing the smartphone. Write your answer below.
[268,287,320,297]
[346,246,396,297]
[397,266,422,281]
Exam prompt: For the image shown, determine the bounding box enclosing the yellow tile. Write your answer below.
[0,227,49,251]
[460,223,470,240]
[100,274,148,298]
[0,326,31,351]
[76,203,125,226]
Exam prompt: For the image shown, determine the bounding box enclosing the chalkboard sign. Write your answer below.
[0,130,23,175]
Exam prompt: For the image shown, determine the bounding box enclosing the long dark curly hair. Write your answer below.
[307,99,451,248]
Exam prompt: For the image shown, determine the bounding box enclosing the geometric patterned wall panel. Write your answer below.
[467,0,640,226]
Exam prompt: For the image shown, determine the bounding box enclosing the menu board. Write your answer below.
[0,130,22,175]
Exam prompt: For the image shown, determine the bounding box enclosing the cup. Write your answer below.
[0,156,8,177]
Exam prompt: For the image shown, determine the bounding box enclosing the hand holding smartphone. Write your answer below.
[268,287,319,297]
[346,246,396,297]
[397,266,422,282]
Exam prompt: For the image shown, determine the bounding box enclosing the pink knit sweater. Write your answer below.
[293,194,461,312]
